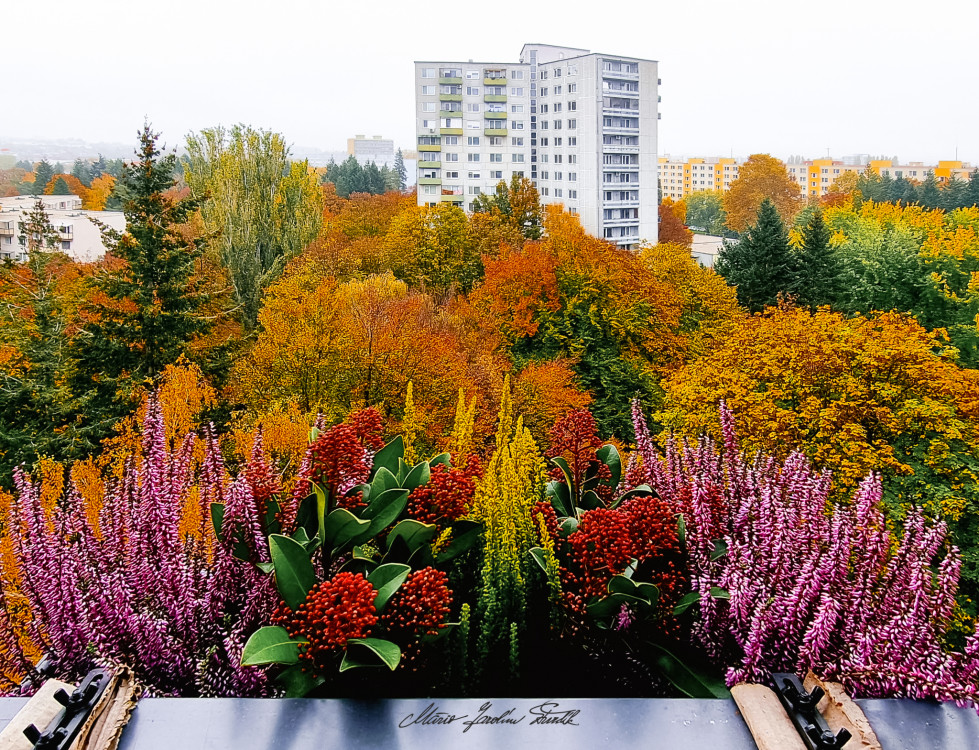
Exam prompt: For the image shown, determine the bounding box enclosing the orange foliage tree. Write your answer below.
[723,153,802,233]
[658,197,693,247]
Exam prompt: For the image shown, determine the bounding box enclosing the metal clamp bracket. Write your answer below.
[772,672,851,750]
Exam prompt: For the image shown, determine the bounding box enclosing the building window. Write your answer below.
[444,153,459,161]
[569,172,577,181]
[511,137,524,146]
[468,153,480,162]
[554,155,563,164]
[541,171,549,179]
[489,136,505,145]
[568,154,576,164]
[444,136,459,145]
[467,136,480,146]
[568,119,576,129]
[541,187,549,195]
[445,171,459,178]
[510,87,524,96]
[468,186,481,195]
[510,120,524,129]
[421,68,435,78]
[568,83,577,93]
[568,101,576,111]
[553,103,562,112]
[512,154,525,162]
[466,86,480,96]
[421,85,435,95]
[467,103,480,112]
[553,137,562,146]
[489,153,503,163]
[511,70,524,79]
[540,87,548,96]
[491,170,503,179]
[541,104,549,113]
[468,171,480,179]
[422,102,436,112]
[554,172,562,180]
[553,68,562,78]
[569,137,577,146]
[554,86,562,95]
[466,70,480,79]
[554,120,562,129]
[540,71,548,80]
[422,184,437,195]
[569,190,577,199]
[511,105,524,113]
[554,189,563,197]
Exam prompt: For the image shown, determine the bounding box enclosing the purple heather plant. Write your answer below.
[631,399,979,709]
[4,396,276,697]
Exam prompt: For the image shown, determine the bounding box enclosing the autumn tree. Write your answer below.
[723,153,802,233]
[72,124,210,432]
[659,303,979,593]
[472,175,544,240]
[384,203,481,297]
[184,124,322,329]
[83,174,116,211]
[715,199,797,312]
[657,197,692,246]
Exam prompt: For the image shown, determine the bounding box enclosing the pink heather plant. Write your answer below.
[4,396,276,696]
[631,400,979,709]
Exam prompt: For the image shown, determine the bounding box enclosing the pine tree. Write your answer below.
[715,199,796,313]
[918,172,942,209]
[32,160,54,195]
[71,158,92,187]
[71,124,209,428]
[942,174,968,211]
[794,208,839,309]
[90,154,107,181]
[21,198,60,253]
[364,160,385,195]
[968,170,979,208]
[50,177,71,195]
[394,148,407,191]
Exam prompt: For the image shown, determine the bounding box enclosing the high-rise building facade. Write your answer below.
[414,44,659,248]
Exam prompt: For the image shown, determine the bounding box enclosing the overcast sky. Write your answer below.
[3,0,974,166]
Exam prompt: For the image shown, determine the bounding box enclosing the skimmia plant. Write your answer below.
[630,400,979,708]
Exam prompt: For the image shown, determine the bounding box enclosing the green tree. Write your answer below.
[943,174,969,211]
[794,207,839,309]
[50,177,71,195]
[71,158,92,187]
[364,161,385,194]
[90,154,107,181]
[72,123,210,429]
[394,148,407,191]
[918,171,941,209]
[968,170,979,208]
[684,190,729,236]
[21,198,61,252]
[715,199,797,312]
[32,160,54,195]
[184,124,323,329]
[472,175,543,239]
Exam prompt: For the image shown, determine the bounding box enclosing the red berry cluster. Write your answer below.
[277,573,378,670]
[346,408,385,451]
[546,409,604,489]
[309,423,370,496]
[406,457,481,524]
[531,500,559,544]
[381,567,453,640]
[568,508,634,599]
[621,495,678,563]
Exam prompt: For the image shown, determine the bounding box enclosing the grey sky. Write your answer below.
[4,0,974,166]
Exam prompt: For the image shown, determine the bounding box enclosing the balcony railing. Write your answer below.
[484,128,508,137]
[483,94,507,103]
[483,77,507,86]
[439,76,462,85]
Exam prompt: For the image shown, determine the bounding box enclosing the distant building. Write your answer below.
[660,156,976,201]
[348,135,396,162]
[0,194,125,263]
[415,43,660,248]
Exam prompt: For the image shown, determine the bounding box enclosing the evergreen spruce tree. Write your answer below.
[794,207,840,309]
[21,198,61,252]
[942,174,968,211]
[364,160,385,194]
[918,171,942,208]
[90,154,107,181]
[71,158,92,187]
[32,160,54,195]
[71,124,209,431]
[50,177,71,195]
[394,148,407,191]
[714,198,796,313]
[968,170,979,208]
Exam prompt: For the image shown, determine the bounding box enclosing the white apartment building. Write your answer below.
[414,43,659,248]
[0,194,125,263]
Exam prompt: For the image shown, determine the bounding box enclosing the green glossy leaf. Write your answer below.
[404,461,431,492]
[269,534,316,611]
[435,520,483,563]
[528,547,550,573]
[352,544,376,560]
[429,452,451,468]
[607,575,637,595]
[558,516,579,537]
[360,488,409,540]
[677,514,687,548]
[549,456,576,496]
[256,561,274,574]
[371,467,399,497]
[371,436,404,478]
[711,539,728,561]
[277,664,325,698]
[648,643,731,699]
[580,489,604,510]
[710,587,730,600]
[339,557,376,576]
[387,519,437,554]
[210,502,224,538]
[611,485,654,509]
[546,480,573,518]
[314,483,328,550]
[635,582,660,606]
[340,638,401,672]
[367,563,411,612]
[241,626,304,666]
[349,483,371,506]
[263,499,281,535]
[587,592,646,620]
[323,508,370,550]
[293,528,311,545]
[596,444,622,488]
[397,458,411,484]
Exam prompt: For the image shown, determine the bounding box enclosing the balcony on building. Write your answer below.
[483,68,507,86]
[601,60,640,80]
[439,67,463,84]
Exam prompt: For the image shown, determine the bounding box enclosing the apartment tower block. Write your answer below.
[414,43,659,248]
